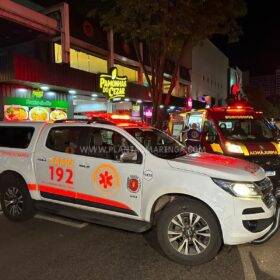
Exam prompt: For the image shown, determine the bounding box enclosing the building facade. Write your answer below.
[183,40,229,107]
[250,74,276,96]
[249,67,280,96]
[0,0,193,122]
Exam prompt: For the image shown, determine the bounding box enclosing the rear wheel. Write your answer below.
[157,198,222,265]
[0,175,36,222]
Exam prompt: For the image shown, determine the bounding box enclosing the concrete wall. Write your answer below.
[190,40,229,105]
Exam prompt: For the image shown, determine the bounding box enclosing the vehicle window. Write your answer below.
[172,124,184,137]
[87,128,139,161]
[188,114,203,132]
[46,127,87,154]
[0,126,34,149]
[217,119,274,141]
[204,121,218,143]
[125,127,186,159]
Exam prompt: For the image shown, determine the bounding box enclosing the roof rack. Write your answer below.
[87,117,116,125]
[54,119,89,123]
[53,116,149,127]
[53,118,116,126]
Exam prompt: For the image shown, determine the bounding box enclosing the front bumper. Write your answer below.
[222,195,277,245]
[252,204,280,244]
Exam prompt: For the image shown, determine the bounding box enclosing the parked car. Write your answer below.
[0,114,278,265]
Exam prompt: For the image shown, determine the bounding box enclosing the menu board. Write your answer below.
[4,97,69,121]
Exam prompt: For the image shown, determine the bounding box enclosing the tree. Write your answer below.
[90,0,247,126]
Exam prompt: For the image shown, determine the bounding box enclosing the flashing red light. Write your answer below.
[85,113,131,121]
[111,114,131,120]
[226,102,253,111]
[231,84,240,95]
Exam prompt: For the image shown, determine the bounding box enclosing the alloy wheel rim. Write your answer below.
[4,187,24,216]
[167,212,211,256]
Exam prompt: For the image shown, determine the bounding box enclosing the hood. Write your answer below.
[168,153,265,182]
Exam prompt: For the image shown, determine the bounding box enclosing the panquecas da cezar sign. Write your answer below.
[98,67,128,101]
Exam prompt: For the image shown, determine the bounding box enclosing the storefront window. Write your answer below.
[178,84,190,97]
[54,43,107,74]
[115,64,138,83]
[77,51,89,72]
[163,79,176,95]
[55,43,62,63]
[70,48,79,70]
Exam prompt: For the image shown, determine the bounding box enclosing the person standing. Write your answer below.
[186,123,201,152]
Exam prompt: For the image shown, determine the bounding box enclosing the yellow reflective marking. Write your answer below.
[239,143,249,156]
[210,143,223,154]
[271,142,280,154]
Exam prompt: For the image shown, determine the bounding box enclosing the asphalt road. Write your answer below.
[0,211,279,280]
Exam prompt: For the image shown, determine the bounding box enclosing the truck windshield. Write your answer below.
[125,127,186,159]
[217,119,274,142]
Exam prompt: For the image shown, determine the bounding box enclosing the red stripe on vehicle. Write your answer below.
[76,192,131,211]
[28,184,37,190]
[38,185,76,198]
[38,185,132,211]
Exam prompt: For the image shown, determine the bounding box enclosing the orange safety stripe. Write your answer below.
[37,185,132,211]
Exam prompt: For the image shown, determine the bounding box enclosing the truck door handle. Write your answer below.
[37,157,46,162]
[79,163,90,168]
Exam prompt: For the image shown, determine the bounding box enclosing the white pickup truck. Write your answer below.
[0,115,278,265]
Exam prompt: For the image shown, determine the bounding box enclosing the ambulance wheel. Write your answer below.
[157,198,222,265]
[0,174,36,222]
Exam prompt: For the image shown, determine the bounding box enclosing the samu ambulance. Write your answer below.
[184,104,280,197]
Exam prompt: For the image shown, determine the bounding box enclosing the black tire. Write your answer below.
[157,198,222,265]
[0,174,36,222]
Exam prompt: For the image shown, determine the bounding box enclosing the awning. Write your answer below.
[0,55,150,100]
[126,83,151,102]
[161,94,188,107]
[0,55,96,92]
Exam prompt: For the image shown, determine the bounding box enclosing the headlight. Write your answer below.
[212,178,262,198]
[225,142,244,154]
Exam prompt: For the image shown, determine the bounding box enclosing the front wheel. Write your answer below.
[0,175,36,222]
[157,198,222,265]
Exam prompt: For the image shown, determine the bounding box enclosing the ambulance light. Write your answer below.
[226,142,244,154]
[111,114,131,120]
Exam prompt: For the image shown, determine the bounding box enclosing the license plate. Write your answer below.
[266,171,276,176]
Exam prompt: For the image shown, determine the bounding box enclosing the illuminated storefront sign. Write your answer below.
[132,104,141,118]
[186,97,193,109]
[32,90,44,98]
[143,108,152,119]
[99,67,128,101]
[4,97,68,121]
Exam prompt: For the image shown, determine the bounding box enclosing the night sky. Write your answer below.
[213,0,280,76]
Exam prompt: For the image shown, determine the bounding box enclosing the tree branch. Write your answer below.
[164,38,190,106]
[132,40,152,93]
